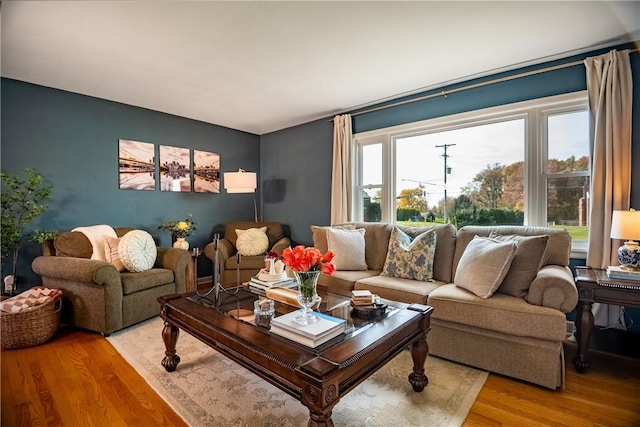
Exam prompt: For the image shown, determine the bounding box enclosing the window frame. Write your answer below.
[353,91,589,256]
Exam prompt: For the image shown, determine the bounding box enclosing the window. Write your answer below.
[358,142,383,222]
[353,92,589,253]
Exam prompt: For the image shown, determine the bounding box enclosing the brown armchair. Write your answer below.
[204,221,291,286]
[31,227,192,336]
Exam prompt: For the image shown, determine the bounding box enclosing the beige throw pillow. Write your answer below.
[311,224,355,254]
[454,236,518,298]
[489,232,549,297]
[236,227,269,256]
[104,236,126,272]
[326,228,367,270]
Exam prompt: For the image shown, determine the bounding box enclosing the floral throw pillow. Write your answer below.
[381,227,437,281]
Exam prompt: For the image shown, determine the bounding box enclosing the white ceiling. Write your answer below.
[2,1,639,135]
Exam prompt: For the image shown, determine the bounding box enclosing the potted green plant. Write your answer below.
[1,168,53,295]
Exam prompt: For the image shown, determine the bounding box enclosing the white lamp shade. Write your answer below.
[610,210,640,241]
[224,171,257,193]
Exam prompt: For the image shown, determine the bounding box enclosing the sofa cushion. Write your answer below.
[336,223,457,283]
[54,231,93,258]
[355,275,443,305]
[119,230,157,272]
[236,227,269,256]
[454,236,517,298]
[427,284,567,341]
[397,224,457,284]
[225,254,267,270]
[311,224,356,254]
[317,270,380,297]
[104,236,126,272]
[489,232,549,297]
[326,228,367,270]
[335,223,394,271]
[453,226,571,275]
[381,227,437,282]
[121,268,175,295]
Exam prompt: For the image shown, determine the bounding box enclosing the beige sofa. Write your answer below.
[313,223,578,389]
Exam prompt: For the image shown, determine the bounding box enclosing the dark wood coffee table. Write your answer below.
[158,289,433,427]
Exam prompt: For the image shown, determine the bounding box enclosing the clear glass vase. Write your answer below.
[293,270,321,325]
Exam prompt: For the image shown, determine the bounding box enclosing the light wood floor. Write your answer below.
[2,326,639,427]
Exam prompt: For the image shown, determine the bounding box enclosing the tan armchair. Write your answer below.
[31,227,192,336]
[204,221,291,286]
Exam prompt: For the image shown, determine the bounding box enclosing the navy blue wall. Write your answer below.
[261,43,640,245]
[1,79,260,286]
[260,119,334,245]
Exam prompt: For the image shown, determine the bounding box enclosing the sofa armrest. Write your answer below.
[270,237,292,255]
[32,256,121,286]
[526,265,578,313]
[155,247,192,294]
[204,239,234,263]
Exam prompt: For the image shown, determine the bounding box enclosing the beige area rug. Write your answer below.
[107,317,488,427]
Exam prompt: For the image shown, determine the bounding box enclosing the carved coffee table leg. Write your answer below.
[409,336,429,392]
[308,412,335,427]
[161,320,181,372]
[301,381,338,427]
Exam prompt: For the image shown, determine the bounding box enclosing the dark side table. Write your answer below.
[573,266,640,373]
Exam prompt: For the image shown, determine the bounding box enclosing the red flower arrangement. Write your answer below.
[281,245,336,275]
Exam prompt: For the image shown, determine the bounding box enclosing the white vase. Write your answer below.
[173,237,189,250]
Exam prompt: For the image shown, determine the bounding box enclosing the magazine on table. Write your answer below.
[270,324,344,348]
[271,309,347,339]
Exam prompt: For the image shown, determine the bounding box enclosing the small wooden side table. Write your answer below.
[573,266,640,373]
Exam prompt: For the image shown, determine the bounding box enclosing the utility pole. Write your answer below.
[435,144,456,223]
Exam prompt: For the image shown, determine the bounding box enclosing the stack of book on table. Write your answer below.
[270,310,347,348]
[606,266,640,282]
[351,289,374,306]
[248,275,296,296]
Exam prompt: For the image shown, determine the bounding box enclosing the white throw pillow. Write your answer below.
[118,230,157,272]
[454,236,518,298]
[236,227,269,256]
[326,228,367,270]
[71,224,118,261]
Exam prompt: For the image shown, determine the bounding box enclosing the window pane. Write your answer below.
[547,176,590,240]
[362,144,382,185]
[395,119,524,227]
[361,188,381,222]
[548,111,589,172]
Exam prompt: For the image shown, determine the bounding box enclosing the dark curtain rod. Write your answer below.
[330,47,639,120]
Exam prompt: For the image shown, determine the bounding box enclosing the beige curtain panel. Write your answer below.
[331,114,353,225]
[585,49,633,269]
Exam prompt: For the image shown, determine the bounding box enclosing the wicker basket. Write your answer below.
[1,297,62,349]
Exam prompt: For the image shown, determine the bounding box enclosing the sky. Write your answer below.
[363,110,589,209]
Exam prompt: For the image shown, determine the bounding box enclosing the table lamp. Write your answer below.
[610,209,640,270]
[223,168,258,222]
